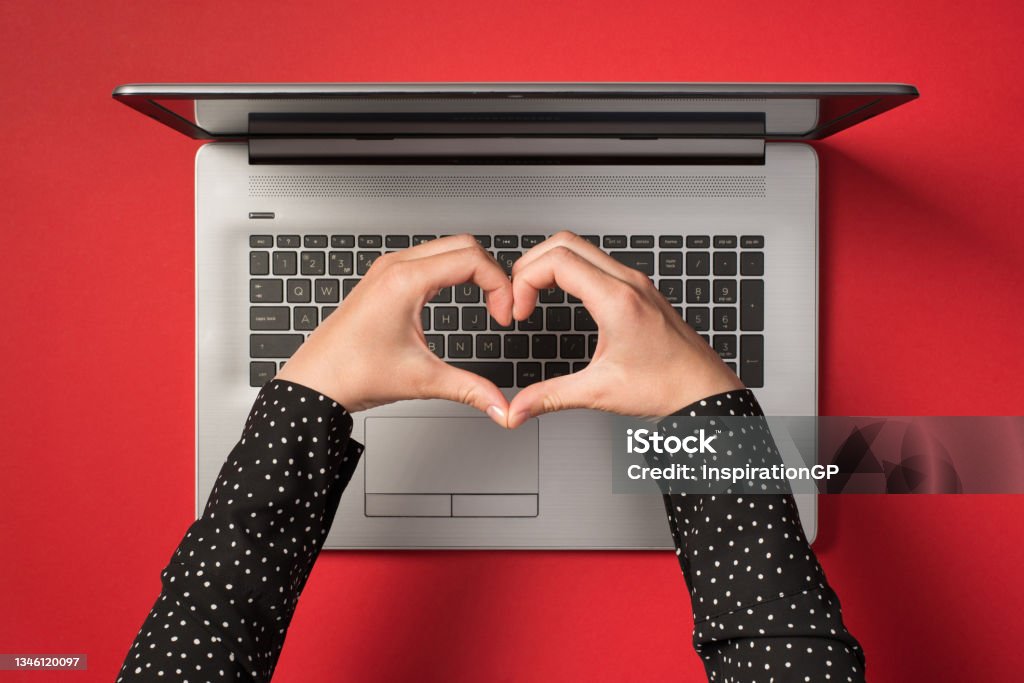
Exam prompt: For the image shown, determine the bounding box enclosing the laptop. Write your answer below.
[113,83,917,548]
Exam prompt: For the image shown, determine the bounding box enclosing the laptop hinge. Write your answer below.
[247,137,766,165]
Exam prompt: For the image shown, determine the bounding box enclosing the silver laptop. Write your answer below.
[113,83,917,548]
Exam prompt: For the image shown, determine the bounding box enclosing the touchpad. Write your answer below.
[364,417,539,517]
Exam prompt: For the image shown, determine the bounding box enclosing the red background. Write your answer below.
[2,1,1023,681]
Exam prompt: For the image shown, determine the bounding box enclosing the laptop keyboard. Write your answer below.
[248,233,765,389]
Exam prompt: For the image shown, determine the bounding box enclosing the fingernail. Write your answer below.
[486,405,507,427]
[507,410,529,430]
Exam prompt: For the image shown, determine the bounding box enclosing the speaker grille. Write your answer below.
[248,175,766,199]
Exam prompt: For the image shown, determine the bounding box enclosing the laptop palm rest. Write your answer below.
[364,417,539,518]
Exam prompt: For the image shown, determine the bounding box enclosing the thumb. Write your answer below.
[507,369,602,429]
[430,363,511,427]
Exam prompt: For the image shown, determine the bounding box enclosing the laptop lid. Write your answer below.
[112,83,917,164]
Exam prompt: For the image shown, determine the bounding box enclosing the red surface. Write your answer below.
[2,1,1023,681]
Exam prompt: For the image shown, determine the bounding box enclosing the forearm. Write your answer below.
[118,380,363,682]
[661,390,865,681]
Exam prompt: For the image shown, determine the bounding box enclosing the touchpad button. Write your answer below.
[364,417,539,497]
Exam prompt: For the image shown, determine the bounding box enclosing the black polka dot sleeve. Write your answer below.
[118,380,363,682]
[661,390,866,682]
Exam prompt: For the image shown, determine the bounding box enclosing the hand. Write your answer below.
[506,231,743,428]
[276,235,514,426]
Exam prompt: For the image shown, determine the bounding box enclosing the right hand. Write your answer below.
[506,231,744,428]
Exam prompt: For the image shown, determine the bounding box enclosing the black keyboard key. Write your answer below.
[455,283,480,303]
[249,306,290,331]
[328,252,353,276]
[567,293,582,304]
[713,334,737,359]
[385,235,410,249]
[588,334,599,357]
[686,279,710,304]
[322,306,337,320]
[740,235,765,249]
[430,287,452,304]
[686,307,710,331]
[420,308,430,331]
[560,335,586,359]
[293,307,318,331]
[574,307,598,331]
[630,235,655,248]
[434,307,459,330]
[490,316,514,332]
[476,335,502,358]
[725,361,737,373]
[358,235,382,248]
[532,334,557,359]
[250,334,303,358]
[462,307,488,331]
[494,235,518,248]
[449,335,473,359]
[740,280,765,331]
[273,251,297,275]
[740,335,764,387]
[611,252,655,276]
[517,362,542,387]
[713,307,737,331]
[658,279,683,303]
[496,251,521,274]
[286,279,311,303]
[250,279,283,303]
[504,334,530,358]
[714,235,738,249]
[412,235,435,246]
[545,362,571,379]
[250,235,273,248]
[546,307,571,331]
[539,287,564,304]
[249,361,277,387]
[686,252,710,276]
[331,235,355,248]
[603,235,627,249]
[713,279,737,304]
[713,252,737,276]
[300,251,326,275]
[518,308,543,331]
[740,251,765,276]
[659,235,683,248]
[342,279,359,299]
[277,235,300,248]
[686,235,710,248]
[425,335,444,357]
[521,235,545,248]
[356,251,381,275]
[250,251,270,275]
[314,279,339,303]
[572,362,589,373]
[581,235,600,246]
[450,362,514,388]
[473,235,492,248]
[304,235,328,248]
[659,252,683,275]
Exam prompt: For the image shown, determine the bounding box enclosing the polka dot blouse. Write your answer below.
[119,381,864,682]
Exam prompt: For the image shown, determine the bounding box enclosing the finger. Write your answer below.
[428,361,511,427]
[510,246,628,321]
[386,233,485,261]
[513,230,642,283]
[400,245,514,325]
[506,367,603,429]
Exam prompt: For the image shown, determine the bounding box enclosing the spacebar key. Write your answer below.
[250,334,304,358]
[449,362,514,388]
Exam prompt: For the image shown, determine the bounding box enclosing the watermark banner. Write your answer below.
[611,416,1024,494]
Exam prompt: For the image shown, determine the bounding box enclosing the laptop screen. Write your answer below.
[113,83,917,141]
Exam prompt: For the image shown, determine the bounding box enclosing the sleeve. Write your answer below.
[660,390,866,682]
[118,380,363,683]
